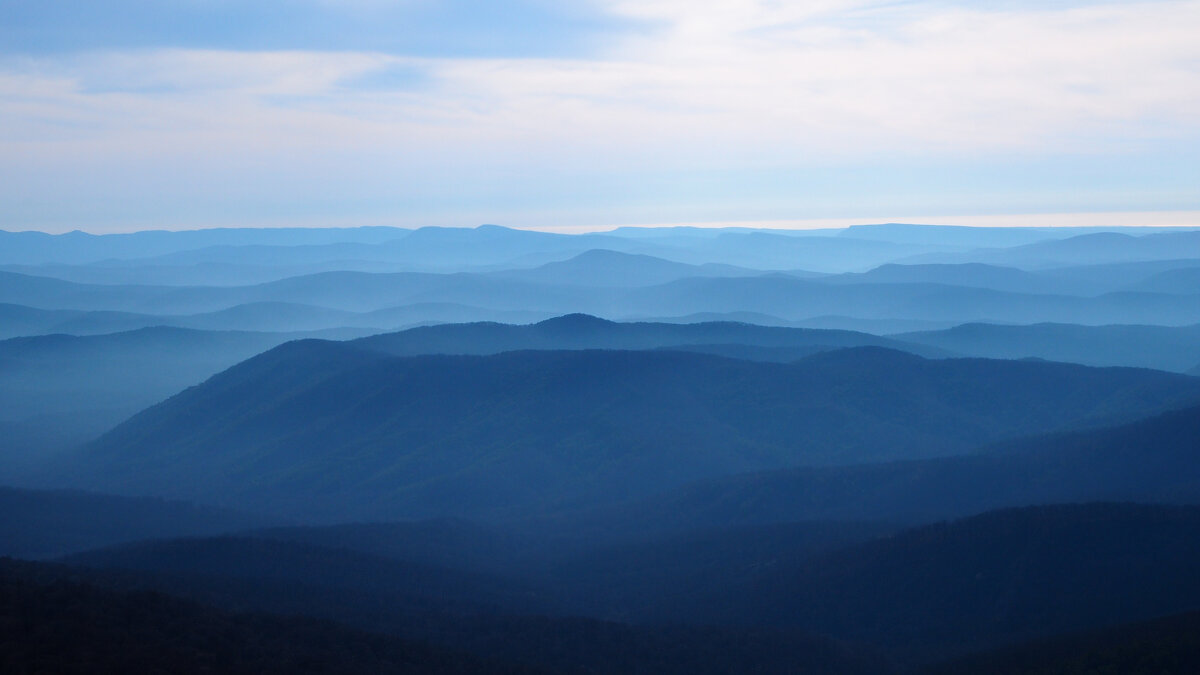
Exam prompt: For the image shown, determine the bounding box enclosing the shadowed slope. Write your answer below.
[592,403,1200,534]
[71,344,1200,521]
[916,609,1200,675]
[665,503,1200,663]
[0,557,541,675]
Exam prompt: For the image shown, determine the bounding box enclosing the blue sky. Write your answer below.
[1,0,1198,233]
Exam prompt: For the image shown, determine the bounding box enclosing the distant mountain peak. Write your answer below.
[570,248,643,260]
[535,313,616,331]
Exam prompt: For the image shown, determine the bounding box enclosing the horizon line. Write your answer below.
[5,209,1200,236]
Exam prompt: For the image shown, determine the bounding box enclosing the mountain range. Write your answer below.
[9,222,1200,673]
[66,341,1200,520]
[586,402,1200,534]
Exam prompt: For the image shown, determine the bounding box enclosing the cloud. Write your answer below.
[0,0,1197,229]
[5,1,1197,159]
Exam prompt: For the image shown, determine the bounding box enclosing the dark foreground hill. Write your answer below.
[916,609,1200,675]
[0,558,542,675]
[70,344,1200,521]
[15,553,890,675]
[32,504,1200,672]
[658,503,1200,664]
[61,536,549,616]
[592,403,1200,533]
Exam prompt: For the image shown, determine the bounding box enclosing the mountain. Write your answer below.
[352,314,944,358]
[69,344,1200,521]
[899,322,1200,372]
[0,327,320,460]
[0,302,185,338]
[10,553,889,675]
[241,518,897,615]
[67,225,643,273]
[0,300,554,338]
[533,520,898,621]
[1040,258,1200,288]
[917,609,1200,675]
[121,241,400,267]
[0,557,540,675]
[61,536,548,615]
[238,270,598,315]
[0,486,273,559]
[907,230,1200,269]
[358,303,554,329]
[838,223,1086,247]
[626,275,1200,325]
[0,258,419,287]
[10,260,1200,326]
[593,403,1200,534]
[243,519,536,578]
[47,504,1200,671]
[0,226,410,265]
[1123,265,1200,294]
[0,268,585,315]
[169,301,365,332]
[818,263,1100,295]
[0,270,175,312]
[788,315,957,334]
[641,231,944,272]
[492,249,759,287]
[664,503,1200,663]
[370,225,651,269]
[634,311,953,334]
[0,303,76,338]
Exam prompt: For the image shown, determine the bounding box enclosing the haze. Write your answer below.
[5,2,1200,674]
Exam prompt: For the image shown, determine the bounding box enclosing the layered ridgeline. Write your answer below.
[899,322,1200,373]
[0,316,934,458]
[0,298,551,339]
[6,249,1200,331]
[349,313,943,359]
[39,503,1200,671]
[646,503,1200,663]
[0,315,936,472]
[5,223,1196,273]
[917,609,1200,675]
[0,223,964,274]
[3,558,887,675]
[591,402,1200,534]
[51,267,1180,327]
[0,326,369,468]
[903,230,1200,268]
[0,558,546,675]
[69,333,1200,521]
[0,486,273,559]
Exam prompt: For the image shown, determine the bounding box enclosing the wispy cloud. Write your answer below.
[1,0,1197,230]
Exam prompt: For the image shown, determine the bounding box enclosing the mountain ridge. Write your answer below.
[67,345,1200,521]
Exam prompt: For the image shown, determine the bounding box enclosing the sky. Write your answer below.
[1,0,1198,233]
